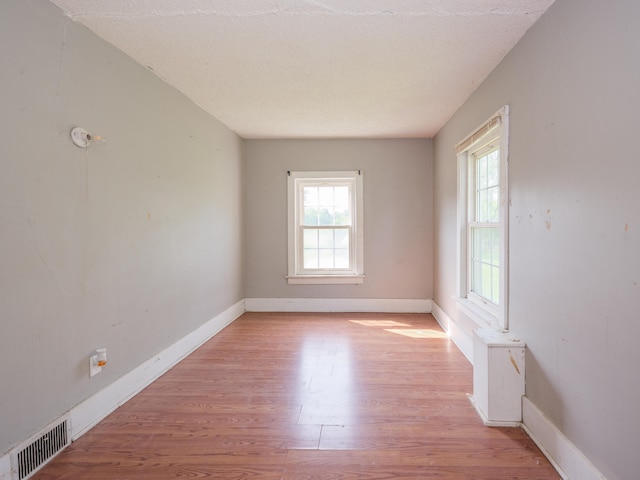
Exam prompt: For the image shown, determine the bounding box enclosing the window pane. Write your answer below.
[318,229,334,248]
[488,150,499,186]
[491,228,500,266]
[473,227,484,264]
[334,187,349,209]
[318,207,333,226]
[303,184,352,227]
[319,249,334,269]
[303,228,318,248]
[337,186,352,226]
[478,156,487,191]
[303,249,318,269]
[488,186,499,222]
[334,206,350,226]
[303,186,319,225]
[472,259,483,297]
[473,227,482,265]
[303,186,318,206]
[481,263,492,299]
[471,226,499,305]
[303,207,318,225]
[318,187,334,207]
[474,147,500,224]
[335,228,349,248]
[491,266,500,304]
[318,187,334,226]
[477,190,488,222]
[302,227,351,271]
[482,228,492,263]
[335,248,350,268]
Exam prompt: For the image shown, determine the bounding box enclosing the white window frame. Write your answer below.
[287,171,364,285]
[456,106,509,331]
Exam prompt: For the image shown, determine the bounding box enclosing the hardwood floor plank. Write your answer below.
[32,312,560,480]
[287,441,550,466]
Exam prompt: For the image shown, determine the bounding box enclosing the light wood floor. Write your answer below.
[34,312,560,479]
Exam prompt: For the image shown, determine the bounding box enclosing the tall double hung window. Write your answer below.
[287,171,364,285]
[456,106,509,330]
[470,142,500,306]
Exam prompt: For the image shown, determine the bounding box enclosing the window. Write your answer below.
[456,106,509,330]
[287,171,364,284]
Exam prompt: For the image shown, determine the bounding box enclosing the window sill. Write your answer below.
[287,275,365,285]
[455,296,506,332]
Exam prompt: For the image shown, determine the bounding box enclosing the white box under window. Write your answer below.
[470,328,525,426]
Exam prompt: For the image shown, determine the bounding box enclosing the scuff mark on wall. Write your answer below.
[509,351,521,375]
[545,208,552,230]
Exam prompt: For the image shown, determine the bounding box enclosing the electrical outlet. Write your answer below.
[89,355,102,377]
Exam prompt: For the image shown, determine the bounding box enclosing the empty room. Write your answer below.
[1,1,638,479]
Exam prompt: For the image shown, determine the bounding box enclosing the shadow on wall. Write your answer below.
[523,348,565,431]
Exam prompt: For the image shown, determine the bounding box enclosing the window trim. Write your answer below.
[287,171,364,285]
[456,106,509,331]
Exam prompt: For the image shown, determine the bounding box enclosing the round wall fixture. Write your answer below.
[70,127,90,148]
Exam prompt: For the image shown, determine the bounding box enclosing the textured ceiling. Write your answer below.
[49,0,555,138]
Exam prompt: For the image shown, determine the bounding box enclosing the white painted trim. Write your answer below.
[286,275,365,285]
[522,396,608,480]
[431,301,473,363]
[0,453,11,480]
[245,298,432,313]
[468,394,521,427]
[456,296,506,333]
[70,300,245,440]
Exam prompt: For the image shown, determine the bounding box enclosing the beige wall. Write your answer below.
[0,0,244,454]
[243,139,433,300]
[433,1,640,479]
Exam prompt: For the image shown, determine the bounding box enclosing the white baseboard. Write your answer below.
[431,301,473,363]
[522,396,608,480]
[0,454,10,480]
[244,297,432,313]
[70,299,245,440]
[468,394,522,428]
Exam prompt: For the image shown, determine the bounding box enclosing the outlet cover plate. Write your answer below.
[89,355,102,377]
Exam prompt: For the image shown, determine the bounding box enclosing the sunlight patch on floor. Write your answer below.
[348,320,411,327]
[385,328,449,339]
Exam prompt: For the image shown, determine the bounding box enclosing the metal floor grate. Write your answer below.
[12,417,70,480]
